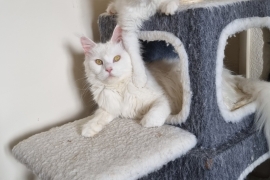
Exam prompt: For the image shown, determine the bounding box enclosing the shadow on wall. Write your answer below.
[8,1,111,179]
[7,44,98,144]
[262,28,270,81]
[25,172,36,180]
[65,43,97,117]
[8,44,97,180]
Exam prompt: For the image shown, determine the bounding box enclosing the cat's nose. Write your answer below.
[106,67,113,73]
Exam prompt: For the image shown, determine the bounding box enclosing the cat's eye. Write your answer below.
[95,59,103,65]
[113,55,121,62]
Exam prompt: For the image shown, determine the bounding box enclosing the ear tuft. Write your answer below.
[111,25,122,43]
[80,37,96,55]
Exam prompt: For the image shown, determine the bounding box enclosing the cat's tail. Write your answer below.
[165,108,191,125]
[238,78,270,150]
[254,85,270,151]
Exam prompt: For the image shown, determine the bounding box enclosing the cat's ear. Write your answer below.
[111,25,122,43]
[80,36,96,55]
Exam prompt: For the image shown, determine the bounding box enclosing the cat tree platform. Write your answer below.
[12,118,196,180]
[98,0,270,179]
[12,0,270,179]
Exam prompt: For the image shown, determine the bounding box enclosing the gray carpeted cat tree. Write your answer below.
[12,0,270,179]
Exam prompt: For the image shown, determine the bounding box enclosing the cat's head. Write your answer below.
[81,25,132,85]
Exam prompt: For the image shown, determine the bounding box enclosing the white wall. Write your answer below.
[0,0,109,179]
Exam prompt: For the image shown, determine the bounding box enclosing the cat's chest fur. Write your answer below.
[91,78,162,119]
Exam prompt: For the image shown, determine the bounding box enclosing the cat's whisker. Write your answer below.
[76,77,87,81]
[81,88,90,98]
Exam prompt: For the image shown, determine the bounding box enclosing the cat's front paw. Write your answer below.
[140,117,164,128]
[106,2,117,15]
[81,121,103,137]
[82,126,97,137]
[160,1,179,15]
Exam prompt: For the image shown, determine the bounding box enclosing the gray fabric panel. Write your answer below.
[98,15,117,43]
[139,130,268,180]
[145,0,270,148]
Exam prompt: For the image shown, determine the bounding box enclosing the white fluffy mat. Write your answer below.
[12,117,196,180]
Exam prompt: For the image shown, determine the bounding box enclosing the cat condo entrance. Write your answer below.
[223,27,270,111]
[219,24,270,114]
[139,31,192,124]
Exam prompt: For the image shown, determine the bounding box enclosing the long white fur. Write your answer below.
[81,26,178,137]
[216,17,270,150]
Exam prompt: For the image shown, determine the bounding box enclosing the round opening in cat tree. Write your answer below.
[216,17,270,124]
[139,31,192,125]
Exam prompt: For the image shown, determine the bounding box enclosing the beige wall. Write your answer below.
[0,0,109,179]
[249,28,270,80]
[224,29,270,80]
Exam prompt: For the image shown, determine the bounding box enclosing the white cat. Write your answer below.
[80,25,182,137]
[105,0,180,89]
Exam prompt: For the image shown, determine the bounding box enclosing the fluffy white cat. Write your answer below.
[80,26,182,137]
[105,0,180,89]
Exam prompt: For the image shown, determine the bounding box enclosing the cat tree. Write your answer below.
[12,0,270,179]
